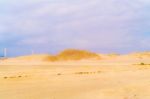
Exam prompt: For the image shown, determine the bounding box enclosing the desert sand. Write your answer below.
[0,52,150,99]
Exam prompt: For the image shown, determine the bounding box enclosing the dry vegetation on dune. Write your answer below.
[45,49,100,61]
[44,56,58,62]
[58,49,100,60]
[130,52,150,58]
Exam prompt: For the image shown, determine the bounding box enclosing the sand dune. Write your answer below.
[0,51,150,99]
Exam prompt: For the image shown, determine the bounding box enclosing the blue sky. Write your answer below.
[0,0,150,56]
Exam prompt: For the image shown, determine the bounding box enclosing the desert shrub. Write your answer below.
[57,73,62,75]
[75,71,98,75]
[3,77,7,79]
[75,72,89,75]
[45,56,58,62]
[140,62,145,65]
[57,49,100,60]
[139,63,150,65]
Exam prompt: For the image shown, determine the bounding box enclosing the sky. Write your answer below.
[0,0,150,56]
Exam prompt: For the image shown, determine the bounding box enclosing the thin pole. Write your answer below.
[31,50,34,55]
[4,48,7,58]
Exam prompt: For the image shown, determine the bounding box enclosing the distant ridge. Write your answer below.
[4,50,150,62]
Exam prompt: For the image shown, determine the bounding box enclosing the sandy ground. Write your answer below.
[0,54,150,99]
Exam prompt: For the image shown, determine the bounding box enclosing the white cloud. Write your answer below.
[0,0,149,55]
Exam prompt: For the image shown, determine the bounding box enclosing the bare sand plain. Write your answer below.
[0,53,150,99]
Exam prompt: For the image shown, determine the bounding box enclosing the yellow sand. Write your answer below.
[0,53,150,99]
